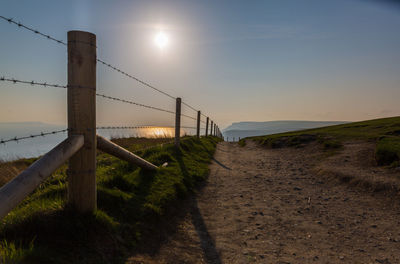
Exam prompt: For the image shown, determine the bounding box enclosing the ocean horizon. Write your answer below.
[0,122,196,161]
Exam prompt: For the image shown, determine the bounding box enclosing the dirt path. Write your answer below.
[128,141,400,264]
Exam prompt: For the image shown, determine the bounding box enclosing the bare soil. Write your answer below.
[128,141,400,264]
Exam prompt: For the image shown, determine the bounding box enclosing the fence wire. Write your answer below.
[96,93,175,114]
[0,15,66,46]
[96,126,154,130]
[0,125,206,146]
[0,77,66,89]
[0,129,68,145]
[97,125,198,130]
[97,59,176,100]
[181,114,197,121]
[182,101,198,112]
[0,77,95,91]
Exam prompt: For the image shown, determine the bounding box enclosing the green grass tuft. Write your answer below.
[0,239,34,264]
[375,137,400,166]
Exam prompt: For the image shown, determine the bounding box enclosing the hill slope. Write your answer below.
[247,116,400,166]
[223,120,346,140]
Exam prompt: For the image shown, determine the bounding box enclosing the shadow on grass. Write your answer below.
[0,207,121,264]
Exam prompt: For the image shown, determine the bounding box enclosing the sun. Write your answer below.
[154,31,169,50]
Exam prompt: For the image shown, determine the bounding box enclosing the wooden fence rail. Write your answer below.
[0,135,84,219]
[97,135,158,171]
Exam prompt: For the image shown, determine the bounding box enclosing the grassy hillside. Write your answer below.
[246,116,400,166]
[0,136,221,263]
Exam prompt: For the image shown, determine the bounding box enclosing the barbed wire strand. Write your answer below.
[99,58,204,114]
[96,93,175,114]
[181,114,197,121]
[0,77,174,114]
[0,15,66,46]
[97,59,176,100]
[97,126,155,130]
[0,77,67,89]
[0,77,97,91]
[0,129,68,145]
[182,101,198,112]
[97,125,199,130]
[0,124,207,146]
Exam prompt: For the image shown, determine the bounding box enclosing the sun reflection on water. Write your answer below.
[104,126,194,139]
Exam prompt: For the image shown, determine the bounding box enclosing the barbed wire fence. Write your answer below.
[0,14,223,217]
[0,15,222,150]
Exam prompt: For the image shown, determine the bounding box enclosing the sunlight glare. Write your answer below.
[154,31,169,50]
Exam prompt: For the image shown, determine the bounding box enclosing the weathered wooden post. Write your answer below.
[67,30,97,212]
[196,111,201,138]
[210,120,213,136]
[175,97,181,147]
[205,117,209,136]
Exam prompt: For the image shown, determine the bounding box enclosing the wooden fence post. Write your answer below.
[210,120,213,136]
[205,117,209,136]
[67,30,97,212]
[196,111,201,138]
[175,97,181,147]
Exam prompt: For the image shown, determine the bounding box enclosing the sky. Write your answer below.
[0,0,399,129]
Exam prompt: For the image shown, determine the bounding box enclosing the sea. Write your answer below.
[0,122,196,161]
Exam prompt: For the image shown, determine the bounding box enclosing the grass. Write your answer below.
[0,136,221,263]
[249,116,400,166]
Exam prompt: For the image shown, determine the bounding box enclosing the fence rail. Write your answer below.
[0,135,84,219]
[0,16,223,219]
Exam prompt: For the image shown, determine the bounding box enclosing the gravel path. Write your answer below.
[128,141,400,264]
